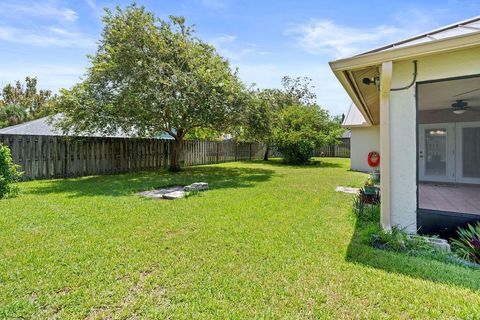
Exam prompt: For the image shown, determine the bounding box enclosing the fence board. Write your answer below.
[0,134,267,180]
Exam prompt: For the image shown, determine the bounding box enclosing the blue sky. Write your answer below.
[0,0,479,116]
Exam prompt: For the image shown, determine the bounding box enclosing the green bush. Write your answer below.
[371,226,435,253]
[451,222,480,264]
[272,105,342,164]
[0,144,22,198]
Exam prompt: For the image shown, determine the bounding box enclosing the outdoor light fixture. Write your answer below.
[362,76,380,87]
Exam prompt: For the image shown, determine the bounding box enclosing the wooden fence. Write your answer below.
[0,134,266,180]
[312,139,350,158]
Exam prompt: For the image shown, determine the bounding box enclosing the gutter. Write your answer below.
[329,31,480,71]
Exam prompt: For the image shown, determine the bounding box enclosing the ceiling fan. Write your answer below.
[449,99,480,114]
[453,87,480,98]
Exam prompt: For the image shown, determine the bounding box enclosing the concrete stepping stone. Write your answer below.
[138,182,209,200]
[184,182,208,191]
[138,186,185,199]
[335,186,360,194]
[162,190,187,200]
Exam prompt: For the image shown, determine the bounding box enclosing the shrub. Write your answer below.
[272,105,342,164]
[371,226,435,253]
[451,222,480,264]
[0,144,22,198]
[0,104,28,128]
[353,190,380,222]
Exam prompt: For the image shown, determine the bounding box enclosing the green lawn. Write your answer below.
[1,158,480,318]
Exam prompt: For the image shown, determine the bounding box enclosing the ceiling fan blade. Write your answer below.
[428,108,451,113]
[453,88,480,97]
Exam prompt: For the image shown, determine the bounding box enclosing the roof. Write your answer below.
[0,115,174,139]
[329,16,480,126]
[358,16,480,56]
[0,116,65,136]
[341,130,351,139]
[330,16,480,72]
[342,103,368,128]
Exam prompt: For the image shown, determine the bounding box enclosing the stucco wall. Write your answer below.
[350,126,380,172]
[389,47,480,232]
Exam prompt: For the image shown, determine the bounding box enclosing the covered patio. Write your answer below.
[419,183,480,215]
[417,75,480,220]
[329,16,480,237]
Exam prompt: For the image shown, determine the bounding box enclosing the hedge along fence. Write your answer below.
[270,139,351,159]
[0,134,266,180]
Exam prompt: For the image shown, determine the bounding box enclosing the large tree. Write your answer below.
[242,76,317,160]
[54,5,246,171]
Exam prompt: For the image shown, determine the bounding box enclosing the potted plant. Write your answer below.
[364,177,376,195]
[371,170,380,183]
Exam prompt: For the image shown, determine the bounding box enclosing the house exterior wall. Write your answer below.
[389,47,480,232]
[350,126,380,172]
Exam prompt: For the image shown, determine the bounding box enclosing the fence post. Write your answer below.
[0,134,278,180]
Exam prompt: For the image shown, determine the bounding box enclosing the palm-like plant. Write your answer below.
[0,104,28,128]
[451,222,480,264]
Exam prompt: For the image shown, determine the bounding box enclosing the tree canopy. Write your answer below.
[241,76,342,162]
[0,77,55,128]
[272,104,343,164]
[54,5,247,171]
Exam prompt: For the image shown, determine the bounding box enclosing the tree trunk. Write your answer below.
[263,145,270,161]
[169,138,183,172]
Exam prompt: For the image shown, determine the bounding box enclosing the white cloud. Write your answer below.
[84,0,97,10]
[212,34,237,43]
[0,2,78,22]
[0,26,96,48]
[288,19,401,58]
[289,8,452,58]
[210,34,269,61]
[0,64,88,92]
[234,62,351,116]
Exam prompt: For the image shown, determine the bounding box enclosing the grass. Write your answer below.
[1,158,480,318]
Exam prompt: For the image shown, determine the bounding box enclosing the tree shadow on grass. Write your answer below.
[27,166,275,198]
[346,219,480,292]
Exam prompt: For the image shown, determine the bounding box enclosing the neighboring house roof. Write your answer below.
[342,103,368,128]
[0,116,66,136]
[0,115,174,139]
[341,130,351,139]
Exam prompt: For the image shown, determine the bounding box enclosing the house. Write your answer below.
[330,16,480,238]
[342,103,379,172]
[0,115,174,139]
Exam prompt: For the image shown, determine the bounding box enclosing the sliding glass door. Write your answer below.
[419,124,455,183]
[456,122,480,184]
[419,122,480,184]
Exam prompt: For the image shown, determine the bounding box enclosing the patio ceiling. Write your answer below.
[418,77,480,110]
[418,76,480,124]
